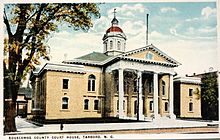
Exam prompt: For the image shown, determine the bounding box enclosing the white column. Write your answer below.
[118,68,124,119]
[138,71,144,120]
[169,74,176,119]
[153,72,159,119]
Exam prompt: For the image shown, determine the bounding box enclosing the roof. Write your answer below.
[63,44,180,67]
[18,87,32,98]
[174,77,201,84]
[76,52,112,62]
[122,44,181,65]
[30,63,86,79]
[106,26,123,33]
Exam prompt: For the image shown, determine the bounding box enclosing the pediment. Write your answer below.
[121,44,180,65]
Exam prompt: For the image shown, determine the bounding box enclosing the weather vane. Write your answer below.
[113,8,116,18]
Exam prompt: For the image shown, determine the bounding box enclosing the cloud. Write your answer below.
[121,20,144,35]
[152,39,217,76]
[185,18,199,22]
[92,16,109,32]
[48,31,103,63]
[201,7,216,19]
[107,4,146,18]
[160,7,177,13]
[198,26,216,33]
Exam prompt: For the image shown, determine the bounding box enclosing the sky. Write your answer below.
[2,1,218,77]
[46,2,218,77]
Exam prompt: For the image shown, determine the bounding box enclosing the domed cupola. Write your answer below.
[102,9,127,56]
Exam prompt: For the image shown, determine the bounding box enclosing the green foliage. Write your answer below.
[3,3,100,132]
[4,3,100,85]
[193,87,200,100]
[201,72,218,120]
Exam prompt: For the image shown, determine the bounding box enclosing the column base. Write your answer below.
[119,115,125,119]
[169,114,176,120]
[138,115,145,121]
[153,114,161,120]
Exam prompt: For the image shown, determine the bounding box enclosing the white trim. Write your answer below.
[61,96,70,110]
[174,77,201,84]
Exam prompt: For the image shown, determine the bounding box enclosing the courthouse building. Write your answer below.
[30,13,201,122]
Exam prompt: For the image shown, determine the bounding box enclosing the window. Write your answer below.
[116,80,119,92]
[134,100,137,114]
[162,81,166,96]
[165,102,168,112]
[88,75,96,92]
[84,99,89,110]
[149,81,153,94]
[117,100,119,110]
[150,101,153,111]
[133,80,138,92]
[110,40,113,49]
[117,100,125,110]
[189,89,193,97]
[104,42,107,51]
[63,79,69,89]
[146,53,153,60]
[62,97,69,109]
[189,102,193,112]
[94,100,99,110]
[117,41,121,50]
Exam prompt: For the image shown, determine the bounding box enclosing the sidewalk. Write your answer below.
[6,117,219,135]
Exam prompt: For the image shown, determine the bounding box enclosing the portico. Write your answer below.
[105,57,177,120]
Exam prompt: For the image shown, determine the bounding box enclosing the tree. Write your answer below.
[3,3,100,132]
[201,72,218,120]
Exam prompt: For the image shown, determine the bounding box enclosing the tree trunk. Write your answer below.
[4,79,19,133]
[4,100,17,132]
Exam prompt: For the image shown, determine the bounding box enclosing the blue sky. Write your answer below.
[3,1,217,77]
[47,2,217,76]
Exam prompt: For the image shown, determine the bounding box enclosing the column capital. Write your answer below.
[153,71,159,74]
[118,68,124,71]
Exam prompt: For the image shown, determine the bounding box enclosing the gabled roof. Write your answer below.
[63,44,181,67]
[121,44,181,65]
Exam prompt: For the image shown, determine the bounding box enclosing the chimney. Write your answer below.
[146,14,149,46]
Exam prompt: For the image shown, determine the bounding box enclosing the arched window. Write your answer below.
[165,102,168,112]
[94,100,99,110]
[110,40,113,49]
[84,99,89,110]
[189,102,193,112]
[62,97,69,109]
[117,41,121,50]
[146,52,153,60]
[88,74,96,91]
[162,81,166,96]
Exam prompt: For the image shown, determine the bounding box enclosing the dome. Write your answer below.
[106,26,123,33]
